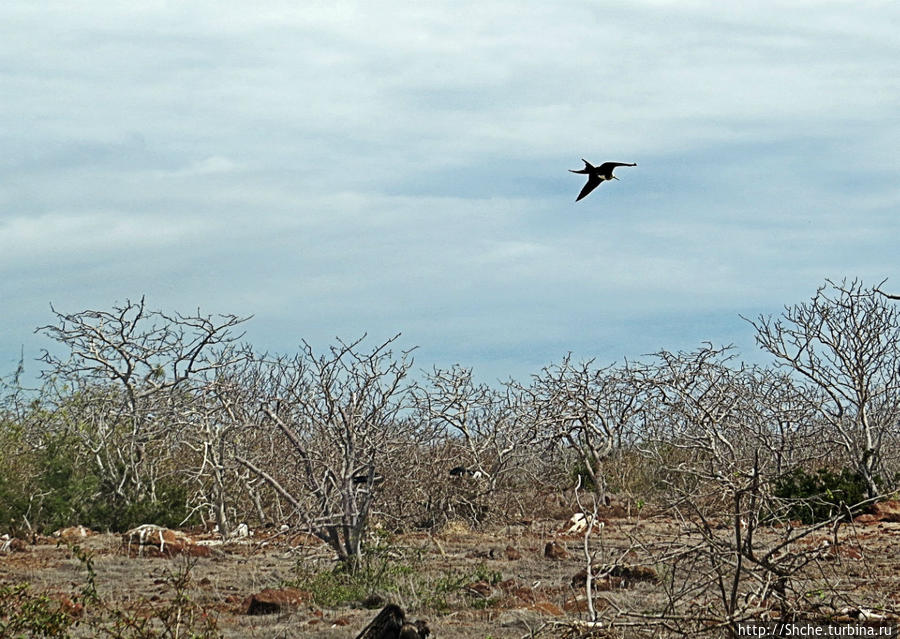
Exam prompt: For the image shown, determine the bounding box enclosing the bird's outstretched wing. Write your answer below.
[598,161,637,172]
[575,173,601,201]
[355,604,405,639]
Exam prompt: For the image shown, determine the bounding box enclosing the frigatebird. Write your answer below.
[354,604,430,639]
[569,159,637,201]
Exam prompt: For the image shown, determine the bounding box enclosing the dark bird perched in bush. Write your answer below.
[449,466,483,479]
[352,472,385,486]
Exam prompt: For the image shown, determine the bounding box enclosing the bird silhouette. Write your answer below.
[569,159,637,201]
[355,604,431,639]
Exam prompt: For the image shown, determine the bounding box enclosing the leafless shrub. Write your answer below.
[236,334,416,570]
[747,278,900,497]
[519,355,648,503]
[638,344,880,636]
[414,365,539,527]
[176,345,270,536]
[34,297,249,516]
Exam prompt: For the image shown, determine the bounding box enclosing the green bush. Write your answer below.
[32,435,102,532]
[0,431,198,534]
[75,475,198,533]
[289,540,419,609]
[0,418,32,534]
[568,456,599,491]
[0,583,78,638]
[773,467,871,524]
[289,537,501,612]
[0,471,32,535]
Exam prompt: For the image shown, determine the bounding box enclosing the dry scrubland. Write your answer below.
[3,500,900,638]
[4,279,900,637]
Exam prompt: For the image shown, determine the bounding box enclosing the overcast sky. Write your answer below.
[2,1,899,384]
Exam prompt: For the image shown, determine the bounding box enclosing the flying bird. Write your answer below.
[569,159,637,201]
[355,604,431,639]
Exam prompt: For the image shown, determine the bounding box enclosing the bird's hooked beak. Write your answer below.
[612,176,619,180]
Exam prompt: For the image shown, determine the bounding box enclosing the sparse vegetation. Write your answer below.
[0,583,77,638]
[288,538,503,614]
[0,545,221,639]
[2,278,900,637]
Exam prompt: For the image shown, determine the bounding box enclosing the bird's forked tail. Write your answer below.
[569,158,595,174]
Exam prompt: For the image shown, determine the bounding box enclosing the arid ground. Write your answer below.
[3,507,900,638]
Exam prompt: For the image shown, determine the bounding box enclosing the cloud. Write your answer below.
[1,1,898,383]
[165,156,240,177]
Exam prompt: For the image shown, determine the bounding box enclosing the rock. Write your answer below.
[871,500,900,523]
[608,564,659,584]
[600,503,628,518]
[57,596,84,619]
[286,532,326,547]
[570,570,624,591]
[512,586,536,604]
[571,567,595,588]
[240,587,311,615]
[53,526,96,543]
[497,579,535,604]
[544,540,570,559]
[564,594,610,613]
[597,577,626,591]
[564,595,589,612]
[571,564,657,589]
[465,580,493,597]
[440,520,471,536]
